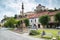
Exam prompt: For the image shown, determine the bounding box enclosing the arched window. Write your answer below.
[35,19,36,22]
[31,20,32,22]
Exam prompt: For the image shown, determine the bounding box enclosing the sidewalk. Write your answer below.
[9,28,45,40]
[9,30,45,40]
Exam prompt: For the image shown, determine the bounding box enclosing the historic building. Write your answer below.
[27,11,60,29]
[34,4,46,13]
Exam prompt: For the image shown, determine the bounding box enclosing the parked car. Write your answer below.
[56,26,60,29]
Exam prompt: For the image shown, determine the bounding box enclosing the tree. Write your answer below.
[4,18,17,28]
[48,9,54,12]
[58,8,60,10]
[16,20,21,28]
[14,14,17,19]
[24,18,29,27]
[54,12,60,22]
[39,15,50,28]
[0,24,1,27]
[54,7,58,11]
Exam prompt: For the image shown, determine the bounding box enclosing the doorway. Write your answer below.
[38,24,40,28]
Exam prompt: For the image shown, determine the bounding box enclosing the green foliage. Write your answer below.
[29,30,40,35]
[54,12,60,22]
[0,24,1,26]
[24,18,29,26]
[48,8,58,12]
[56,36,60,40]
[16,20,21,28]
[42,35,52,39]
[4,18,17,28]
[14,14,17,19]
[54,8,58,11]
[39,15,50,26]
[48,9,55,12]
[30,29,60,40]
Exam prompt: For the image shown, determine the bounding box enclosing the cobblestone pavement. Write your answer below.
[0,28,45,40]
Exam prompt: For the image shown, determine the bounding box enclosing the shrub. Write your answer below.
[4,18,17,28]
[24,18,29,27]
[56,36,60,40]
[29,30,40,35]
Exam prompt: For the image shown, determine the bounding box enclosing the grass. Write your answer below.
[8,28,60,40]
[8,28,15,31]
[31,29,60,40]
[39,29,59,37]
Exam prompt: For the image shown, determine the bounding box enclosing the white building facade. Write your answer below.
[28,17,43,29]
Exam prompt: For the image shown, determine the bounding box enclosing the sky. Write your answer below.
[0,0,60,21]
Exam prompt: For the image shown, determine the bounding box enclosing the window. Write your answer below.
[35,19,36,22]
[31,20,32,22]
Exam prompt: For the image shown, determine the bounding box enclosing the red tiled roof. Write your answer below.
[27,11,60,19]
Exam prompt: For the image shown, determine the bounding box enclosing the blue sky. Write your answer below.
[0,0,60,21]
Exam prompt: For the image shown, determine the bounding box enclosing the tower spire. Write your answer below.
[22,2,24,9]
[21,2,24,16]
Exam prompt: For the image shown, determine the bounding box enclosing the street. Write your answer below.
[0,28,44,40]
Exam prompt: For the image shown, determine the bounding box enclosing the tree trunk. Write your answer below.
[43,25,45,28]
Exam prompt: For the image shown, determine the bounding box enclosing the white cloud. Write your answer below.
[4,0,37,12]
[0,0,37,21]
